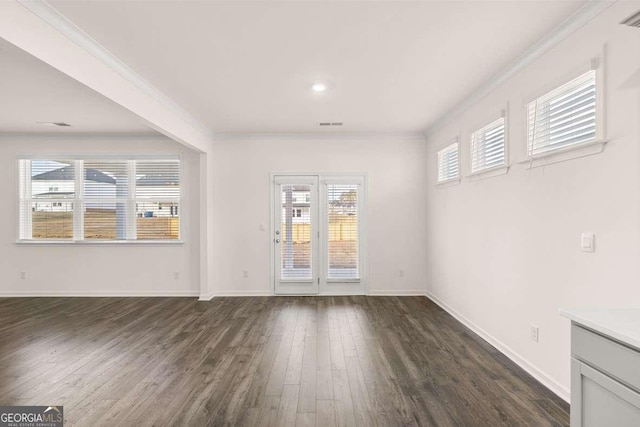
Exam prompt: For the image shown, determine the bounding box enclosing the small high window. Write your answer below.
[527,70,598,156]
[470,117,505,173]
[437,142,460,183]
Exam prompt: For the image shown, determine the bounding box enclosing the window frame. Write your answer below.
[436,139,461,186]
[323,177,365,284]
[16,154,183,245]
[469,114,508,176]
[524,58,605,162]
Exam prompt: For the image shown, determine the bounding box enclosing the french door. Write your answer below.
[273,174,366,295]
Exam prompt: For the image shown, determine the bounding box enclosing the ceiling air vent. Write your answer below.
[317,122,343,127]
[621,10,640,28]
[36,122,72,127]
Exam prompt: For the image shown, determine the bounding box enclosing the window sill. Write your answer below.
[16,240,184,246]
[468,165,509,182]
[519,140,607,169]
[436,178,461,189]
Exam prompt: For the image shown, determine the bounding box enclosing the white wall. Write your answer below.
[0,134,201,296]
[210,135,428,296]
[425,2,640,401]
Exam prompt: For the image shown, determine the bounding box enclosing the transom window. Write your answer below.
[527,70,598,156]
[437,142,460,183]
[18,158,180,242]
[470,117,505,173]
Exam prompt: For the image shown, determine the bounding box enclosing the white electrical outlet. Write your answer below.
[20,271,27,280]
[243,270,249,278]
[173,272,180,280]
[530,325,539,342]
[399,269,404,277]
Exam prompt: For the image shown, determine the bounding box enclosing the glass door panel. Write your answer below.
[327,184,359,280]
[281,184,312,280]
[273,175,365,295]
[274,176,318,294]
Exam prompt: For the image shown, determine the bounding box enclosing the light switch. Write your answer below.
[581,232,595,252]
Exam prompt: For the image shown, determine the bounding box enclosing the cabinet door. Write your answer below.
[571,358,640,426]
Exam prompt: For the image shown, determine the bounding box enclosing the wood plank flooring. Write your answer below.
[0,296,569,426]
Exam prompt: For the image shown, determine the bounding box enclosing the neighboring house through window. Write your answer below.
[18,158,181,241]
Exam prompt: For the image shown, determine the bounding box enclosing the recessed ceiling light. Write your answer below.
[311,83,327,92]
[36,122,71,127]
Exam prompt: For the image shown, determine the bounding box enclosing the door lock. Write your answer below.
[275,239,280,243]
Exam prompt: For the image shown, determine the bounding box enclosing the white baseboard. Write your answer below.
[424,290,570,403]
[212,290,272,297]
[0,290,200,298]
[318,291,365,296]
[201,290,425,298]
[198,293,215,301]
[199,290,424,301]
[270,290,425,296]
[368,290,427,296]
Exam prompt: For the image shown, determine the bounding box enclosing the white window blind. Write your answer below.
[437,142,459,183]
[135,160,180,240]
[18,158,180,242]
[327,183,359,280]
[527,70,597,156]
[21,160,76,239]
[471,117,505,173]
[83,160,130,240]
[280,184,312,279]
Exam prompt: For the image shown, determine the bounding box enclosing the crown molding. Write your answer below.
[15,0,213,142]
[424,0,615,139]
[0,131,162,139]
[212,131,426,143]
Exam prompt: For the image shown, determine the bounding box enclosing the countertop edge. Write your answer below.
[560,308,640,351]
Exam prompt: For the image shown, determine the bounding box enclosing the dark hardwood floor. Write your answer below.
[0,296,569,426]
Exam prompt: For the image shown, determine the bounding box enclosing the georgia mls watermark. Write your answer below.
[0,406,63,427]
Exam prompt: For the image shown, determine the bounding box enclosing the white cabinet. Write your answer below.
[569,324,640,427]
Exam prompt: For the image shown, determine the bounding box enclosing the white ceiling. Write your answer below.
[0,37,152,134]
[46,1,586,135]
